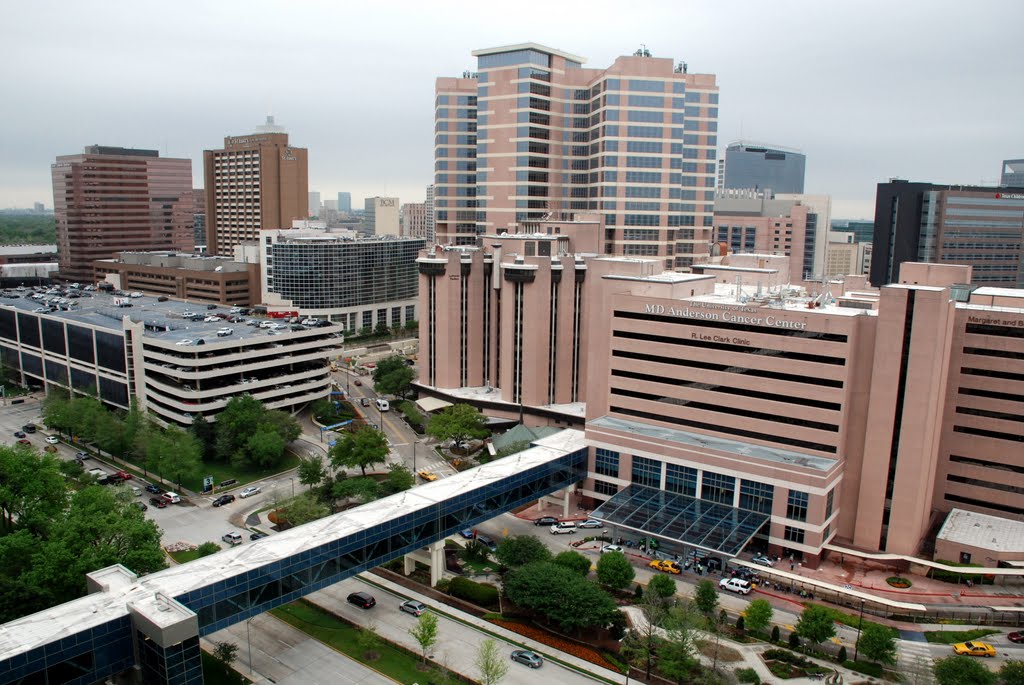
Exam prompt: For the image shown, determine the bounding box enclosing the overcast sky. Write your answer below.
[1,0,1021,220]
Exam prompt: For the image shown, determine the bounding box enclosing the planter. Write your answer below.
[886,576,912,589]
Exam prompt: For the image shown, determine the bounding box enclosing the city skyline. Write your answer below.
[2,0,1022,220]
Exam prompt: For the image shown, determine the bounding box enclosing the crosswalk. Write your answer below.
[896,636,935,685]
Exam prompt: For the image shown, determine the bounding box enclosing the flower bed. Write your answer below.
[885,576,912,588]
[487,618,620,672]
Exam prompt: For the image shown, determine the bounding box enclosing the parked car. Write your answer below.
[250,531,268,541]
[13,431,25,438]
[533,516,559,526]
[549,522,577,535]
[719,578,752,595]
[133,501,148,512]
[347,592,376,609]
[45,435,59,444]
[475,534,497,552]
[510,650,543,669]
[212,494,235,507]
[751,554,775,567]
[22,424,36,433]
[175,339,195,346]
[418,470,439,482]
[16,439,31,446]
[221,532,243,546]
[216,328,233,337]
[239,486,261,498]
[114,470,132,480]
[952,641,995,657]
[601,544,623,553]
[459,529,475,540]
[649,559,682,574]
[145,483,162,494]
[578,519,604,529]
[399,600,428,616]
[149,497,167,509]
[75,450,90,460]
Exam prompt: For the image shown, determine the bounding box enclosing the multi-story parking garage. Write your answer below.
[0,288,344,423]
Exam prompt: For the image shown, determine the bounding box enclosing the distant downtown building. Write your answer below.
[363,197,400,236]
[260,228,424,332]
[401,202,428,239]
[203,117,308,256]
[51,146,194,283]
[831,219,874,244]
[424,184,436,244]
[870,180,1024,287]
[1002,159,1024,187]
[434,42,719,271]
[93,251,260,306]
[337,191,352,214]
[308,191,321,217]
[418,222,1024,563]
[720,141,806,195]
[193,187,207,250]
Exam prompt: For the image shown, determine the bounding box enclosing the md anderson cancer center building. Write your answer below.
[418,235,1024,567]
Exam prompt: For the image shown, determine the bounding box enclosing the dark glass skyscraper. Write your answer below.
[721,141,805,194]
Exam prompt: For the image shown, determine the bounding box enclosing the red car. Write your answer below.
[115,470,133,480]
[1009,631,1024,644]
[354,379,362,386]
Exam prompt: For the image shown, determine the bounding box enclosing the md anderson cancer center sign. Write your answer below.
[644,302,808,331]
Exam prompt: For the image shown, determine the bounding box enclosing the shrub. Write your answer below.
[434,578,451,594]
[735,667,761,684]
[771,625,780,643]
[843,660,883,678]
[837,645,847,663]
[930,560,994,584]
[788,631,801,649]
[634,584,644,598]
[736,615,745,633]
[449,576,499,608]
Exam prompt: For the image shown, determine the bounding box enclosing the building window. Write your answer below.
[825,488,835,519]
[665,464,697,497]
[595,448,619,477]
[594,480,618,497]
[701,471,735,505]
[787,490,809,522]
[784,526,806,544]
[631,456,661,488]
[739,480,774,515]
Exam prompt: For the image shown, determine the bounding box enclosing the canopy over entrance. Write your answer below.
[590,485,769,557]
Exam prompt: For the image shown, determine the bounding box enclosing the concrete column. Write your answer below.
[403,554,416,575]
[428,540,445,587]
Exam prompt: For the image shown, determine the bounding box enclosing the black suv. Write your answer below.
[22,424,36,434]
[212,494,235,507]
[347,592,376,609]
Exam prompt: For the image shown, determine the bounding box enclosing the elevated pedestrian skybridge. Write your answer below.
[0,430,587,685]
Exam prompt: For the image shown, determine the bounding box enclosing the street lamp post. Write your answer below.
[413,441,419,472]
[853,598,866,661]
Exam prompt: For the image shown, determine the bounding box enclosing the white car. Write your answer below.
[719,578,752,595]
[601,544,624,553]
[182,311,196,318]
[203,316,220,323]
[216,328,233,337]
[751,554,775,567]
[578,519,604,529]
[239,486,261,498]
[175,339,194,346]
[45,436,59,444]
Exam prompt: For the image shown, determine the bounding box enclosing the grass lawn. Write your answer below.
[168,545,222,564]
[201,651,250,685]
[270,600,438,684]
[924,628,1001,644]
[138,451,301,493]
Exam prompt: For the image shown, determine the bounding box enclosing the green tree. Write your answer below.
[216,395,265,462]
[92,410,127,458]
[330,425,389,476]
[297,455,328,489]
[934,655,996,685]
[495,535,552,568]
[795,604,837,646]
[692,579,719,619]
[381,463,414,495]
[41,392,72,436]
[189,413,216,459]
[621,589,670,677]
[553,550,592,576]
[659,602,699,684]
[425,403,489,446]
[196,542,220,558]
[373,355,415,398]
[151,426,202,492]
[743,598,774,635]
[503,561,619,634]
[596,550,635,590]
[332,476,381,504]
[858,623,898,665]
[647,573,677,601]
[475,638,509,685]
[409,611,439,664]
[356,622,384,660]
[1000,661,1024,685]
[0,446,68,535]
[279,493,330,526]
[244,428,287,468]
[213,641,238,665]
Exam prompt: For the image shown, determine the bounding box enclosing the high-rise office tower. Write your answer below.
[401,202,427,239]
[722,141,806,194]
[435,42,719,270]
[337,192,352,214]
[51,146,194,282]
[871,180,1024,287]
[363,197,399,236]
[1002,159,1024,187]
[308,191,321,217]
[203,117,308,255]
[424,184,435,244]
[193,187,206,250]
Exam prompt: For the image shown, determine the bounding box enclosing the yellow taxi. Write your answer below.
[417,470,439,482]
[952,641,996,657]
[649,559,682,575]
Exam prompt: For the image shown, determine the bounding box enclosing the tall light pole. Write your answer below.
[853,598,866,662]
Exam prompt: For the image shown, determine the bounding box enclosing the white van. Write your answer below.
[375,399,390,412]
[549,522,578,535]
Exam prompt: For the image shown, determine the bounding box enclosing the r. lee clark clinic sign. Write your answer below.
[644,302,807,331]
